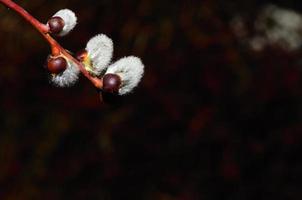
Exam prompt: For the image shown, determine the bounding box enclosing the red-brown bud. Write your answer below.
[102,73,122,93]
[47,56,67,74]
[48,16,65,34]
[75,49,88,62]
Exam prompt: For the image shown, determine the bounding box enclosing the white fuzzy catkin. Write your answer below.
[52,9,77,36]
[51,60,80,87]
[105,56,144,95]
[253,4,302,51]
[85,34,113,75]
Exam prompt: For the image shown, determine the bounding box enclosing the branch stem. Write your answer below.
[0,0,102,89]
[0,0,49,33]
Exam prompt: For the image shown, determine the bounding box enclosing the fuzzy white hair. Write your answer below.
[85,34,113,75]
[51,60,80,87]
[52,9,77,36]
[105,56,144,95]
[253,4,302,51]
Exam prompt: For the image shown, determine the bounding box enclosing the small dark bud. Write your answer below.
[48,17,65,34]
[47,56,67,74]
[75,49,88,62]
[102,73,121,93]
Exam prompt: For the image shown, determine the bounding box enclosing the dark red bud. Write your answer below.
[48,16,65,34]
[75,49,88,62]
[47,57,67,74]
[102,73,122,93]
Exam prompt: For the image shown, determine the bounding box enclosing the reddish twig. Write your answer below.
[0,0,103,89]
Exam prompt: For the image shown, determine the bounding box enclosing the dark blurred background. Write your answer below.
[1,0,302,199]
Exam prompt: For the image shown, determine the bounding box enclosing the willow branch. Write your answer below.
[0,0,103,89]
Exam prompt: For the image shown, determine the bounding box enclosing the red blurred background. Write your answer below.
[0,0,302,199]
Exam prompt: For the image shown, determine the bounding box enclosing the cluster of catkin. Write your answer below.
[46,9,144,95]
